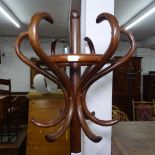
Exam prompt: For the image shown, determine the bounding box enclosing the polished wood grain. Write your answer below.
[15,9,136,154]
[69,10,81,153]
[26,95,70,155]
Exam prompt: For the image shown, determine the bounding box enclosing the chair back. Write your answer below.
[132,99,155,121]
[112,109,129,121]
[0,79,11,96]
[112,105,119,110]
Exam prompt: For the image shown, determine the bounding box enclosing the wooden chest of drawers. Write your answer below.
[26,92,70,155]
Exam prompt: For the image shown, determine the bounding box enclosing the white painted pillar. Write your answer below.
[81,0,114,155]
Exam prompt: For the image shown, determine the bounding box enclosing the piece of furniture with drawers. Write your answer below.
[143,74,155,100]
[112,57,142,120]
[0,95,9,126]
[26,92,70,155]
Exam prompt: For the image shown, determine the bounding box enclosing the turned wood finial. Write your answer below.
[71,9,80,18]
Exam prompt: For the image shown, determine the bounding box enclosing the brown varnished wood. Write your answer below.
[79,13,120,92]
[84,37,95,54]
[15,10,136,154]
[48,54,102,63]
[69,10,81,153]
[51,39,58,54]
[15,32,73,132]
[27,97,70,155]
[28,12,73,96]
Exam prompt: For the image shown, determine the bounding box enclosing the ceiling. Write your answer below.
[0,0,155,48]
[114,0,155,48]
[0,0,71,39]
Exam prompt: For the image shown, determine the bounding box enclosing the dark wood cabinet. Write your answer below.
[143,74,155,100]
[112,57,142,120]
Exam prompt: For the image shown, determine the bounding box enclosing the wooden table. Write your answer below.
[112,121,155,155]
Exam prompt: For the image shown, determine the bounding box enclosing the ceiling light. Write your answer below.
[124,2,155,30]
[0,1,21,28]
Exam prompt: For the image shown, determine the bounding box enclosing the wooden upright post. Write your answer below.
[70,10,81,153]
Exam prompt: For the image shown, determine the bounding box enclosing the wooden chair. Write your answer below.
[0,79,11,120]
[0,79,19,143]
[132,99,155,121]
[112,109,129,121]
[112,105,119,110]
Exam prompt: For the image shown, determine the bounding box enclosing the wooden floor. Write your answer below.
[112,121,155,155]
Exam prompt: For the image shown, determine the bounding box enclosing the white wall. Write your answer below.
[0,36,65,92]
[115,41,155,75]
[81,0,114,155]
[137,48,155,75]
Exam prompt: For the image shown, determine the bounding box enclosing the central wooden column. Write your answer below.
[70,10,81,153]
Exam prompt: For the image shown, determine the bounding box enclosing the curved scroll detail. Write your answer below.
[45,97,74,142]
[15,10,136,145]
[83,27,136,92]
[81,91,118,126]
[51,39,58,54]
[84,37,95,54]
[76,95,102,142]
[80,13,120,89]
[15,32,74,138]
[28,12,72,95]
[75,13,135,140]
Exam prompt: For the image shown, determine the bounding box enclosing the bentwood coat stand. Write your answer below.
[15,10,136,154]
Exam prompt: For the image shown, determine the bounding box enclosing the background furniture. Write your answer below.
[112,121,155,155]
[132,99,155,121]
[0,95,9,141]
[26,92,70,155]
[112,109,129,121]
[0,79,27,154]
[0,79,16,143]
[0,127,26,155]
[112,57,142,120]
[112,105,119,110]
[143,74,155,100]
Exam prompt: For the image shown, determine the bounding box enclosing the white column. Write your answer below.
[81,0,114,155]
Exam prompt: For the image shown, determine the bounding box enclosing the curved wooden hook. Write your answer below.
[82,37,95,80]
[81,91,118,126]
[28,12,73,95]
[84,37,95,54]
[45,97,74,142]
[15,32,70,128]
[31,97,69,128]
[84,27,136,92]
[51,39,58,54]
[76,95,102,142]
[80,13,120,91]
